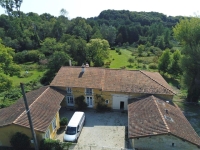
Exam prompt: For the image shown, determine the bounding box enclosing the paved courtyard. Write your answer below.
[56,108,129,150]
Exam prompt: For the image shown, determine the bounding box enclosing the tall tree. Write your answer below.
[169,50,182,77]
[158,49,171,73]
[86,39,109,66]
[100,24,116,46]
[0,39,20,92]
[0,0,23,17]
[173,17,200,102]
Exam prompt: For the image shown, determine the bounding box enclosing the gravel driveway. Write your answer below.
[56,108,129,150]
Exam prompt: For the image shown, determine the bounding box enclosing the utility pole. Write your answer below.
[20,83,39,150]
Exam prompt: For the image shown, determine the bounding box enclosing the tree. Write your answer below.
[40,51,70,85]
[128,57,134,66]
[0,39,20,76]
[60,8,68,17]
[158,49,171,73]
[138,44,145,56]
[10,132,30,150]
[40,38,65,56]
[169,50,182,77]
[100,24,116,46]
[173,17,200,102]
[86,39,109,67]
[0,0,23,17]
[0,74,12,93]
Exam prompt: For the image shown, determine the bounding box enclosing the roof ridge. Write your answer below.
[152,96,170,133]
[13,87,49,124]
[140,70,175,94]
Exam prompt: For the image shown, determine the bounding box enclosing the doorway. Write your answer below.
[120,101,124,110]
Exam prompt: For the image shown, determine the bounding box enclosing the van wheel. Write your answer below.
[75,138,78,143]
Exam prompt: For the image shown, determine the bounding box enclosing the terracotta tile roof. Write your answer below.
[0,86,65,132]
[128,95,200,147]
[50,66,105,89]
[0,86,48,127]
[50,67,174,95]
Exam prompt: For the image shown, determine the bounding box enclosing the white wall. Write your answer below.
[132,134,199,150]
[112,94,129,110]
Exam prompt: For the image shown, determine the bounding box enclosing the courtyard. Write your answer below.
[56,108,130,150]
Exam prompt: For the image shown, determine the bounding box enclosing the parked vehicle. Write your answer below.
[63,111,85,142]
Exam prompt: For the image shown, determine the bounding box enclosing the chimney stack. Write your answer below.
[81,63,85,72]
[85,62,89,67]
[69,60,72,66]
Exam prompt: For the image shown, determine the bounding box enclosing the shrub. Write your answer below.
[95,94,111,112]
[118,51,122,55]
[110,47,115,50]
[39,139,69,150]
[75,95,87,110]
[60,117,68,126]
[10,132,30,150]
[148,63,158,69]
[116,49,120,53]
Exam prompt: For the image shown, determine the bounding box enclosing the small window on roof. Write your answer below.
[105,100,109,104]
[164,115,174,122]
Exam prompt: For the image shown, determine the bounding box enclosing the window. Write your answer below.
[85,88,92,95]
[52,117,56,130]
[44,129,50,139]
[105,100,109,104]
[66,96,74,104]
[66,87,72,94]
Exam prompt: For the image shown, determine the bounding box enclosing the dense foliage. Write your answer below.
[10,132,30,150]
[173,17,200,102]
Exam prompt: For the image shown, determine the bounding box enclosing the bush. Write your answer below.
[60,117,68,126]
[148,63,158,69]
[118,51,122,55]
[95,94,111,112]
[39,139,69,150]
[10,132,30,150]
[75,95,87,110]
[110,47,115,50]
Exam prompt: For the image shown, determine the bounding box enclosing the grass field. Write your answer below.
[105,48,156,70]
[106,49,133,69]
[9,62,46,87]
[10,70,45,87]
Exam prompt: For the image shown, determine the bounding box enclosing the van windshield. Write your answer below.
[65,126,76,135]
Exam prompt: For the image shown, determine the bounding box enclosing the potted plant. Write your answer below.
[60,117,68,127]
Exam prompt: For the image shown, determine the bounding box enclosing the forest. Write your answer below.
[1,0,200,108]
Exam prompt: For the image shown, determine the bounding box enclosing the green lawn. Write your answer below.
[9,62,46,87]
[106,49,133,69]
[105,49,156,70]
[9,70,45,87]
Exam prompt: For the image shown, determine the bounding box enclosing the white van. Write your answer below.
[63,111,85,142]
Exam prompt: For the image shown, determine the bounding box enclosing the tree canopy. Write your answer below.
[173,17,200,102]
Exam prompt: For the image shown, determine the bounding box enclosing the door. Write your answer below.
[86,96,93,107]
[120,101,124,110]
